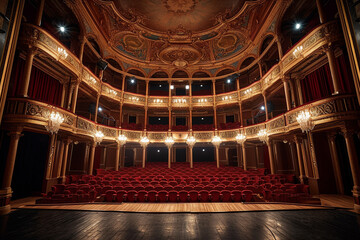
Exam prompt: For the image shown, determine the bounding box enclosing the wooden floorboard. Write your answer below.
[10,194,354,213]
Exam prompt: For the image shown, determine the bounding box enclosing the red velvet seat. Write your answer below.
[199,190,210,202]
[242,190,253,202]
[137,190,147,202]
[105,190,116,202]
[168,191,178,202]
[231,190,242,202]
[116,190,126,202]
[157,191,168,202]
[210,190,221,202]
[178,191,189,202]
[221,190,232,202]
[126,190,137,202]
[52,184,66,194]
[147,191,157,202]
[189,191,199,202]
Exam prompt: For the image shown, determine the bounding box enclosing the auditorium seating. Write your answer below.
[37,162,312,204]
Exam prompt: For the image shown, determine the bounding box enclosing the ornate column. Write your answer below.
[45,134,57,179]
[168,80,172,131]
[242,144,247,170]
[0,129,23,214]
[267,139,275,174]
[294,135,306,183]
[328,133,344,194]
[70,80,80,113]
[187,136,196,168]
[79,36,86,63]
[34,0,45,26]
[19,47,37,97]
[258,61,263,78]
[282,76,292,111]
[55,140,65,178]
[212,79,218,129]
[165,136,174,168]
[115,144,121,171]
[189,80,193,130]
[295,77,304,105]
[341,126,360,212]
[276,37,283,60]
[61,139,72,183]
[307,131,319,179]
[215,145,220,168]
[94,93,100,123]
[142,147,146,168]
[288,79,297,108]
[88,142,96,175]
[300,138,310,177]
[263,92,268,121]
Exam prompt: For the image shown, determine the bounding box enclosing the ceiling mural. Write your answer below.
[84,0,274,69]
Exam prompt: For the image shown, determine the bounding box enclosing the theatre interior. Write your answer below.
[0,0,360,239]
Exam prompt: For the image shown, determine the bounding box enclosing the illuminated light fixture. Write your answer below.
[109,89,117,95]
[157,149,160,153]
[45,111,64,134]
[235,133,246,145]
[185,85,189,90]
[200,84,203,87]
[296,110,314,133]
[186,136,196,147]
[257,129,269,143]
[159,84,162,88]
[244,88,252,95]
[260,106,265,111]
[212,135,222,147]
[130,78,135,84]
[94,131,104,144]
[140,136,150,147]
[98,107,102,112]
[293,46,303,58]
[227,79,231,83]
[295,23,301,30]
[165,136,175,148]
[202,149,205,152]
[116,134,127,145]
[59,26,66,32]
[170,85,174,90]
[57,47,68,58]
[158,118,161,121]
[201,117,204,120]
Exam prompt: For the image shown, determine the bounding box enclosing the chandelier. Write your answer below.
[116,134,127,145]
[257,129,269,143]
[94,131,104,144]
[235,133,246,145]
[186,136,196,147]
[211,135,222,147]
[296,110,314,133]
[45,111,64,134]
[165,136,175,148]
[140,136,150,147]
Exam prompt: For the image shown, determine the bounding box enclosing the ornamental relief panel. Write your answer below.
[124,131,141,140]
[268,117,285,130]
[220,130,237,139]
[309,100,336,117]
[77,118,96,133]
[26,103,49,119]
[194,132,213,140]
[245,125,262,137]
[148,133,166,141]
[99,126,117,137]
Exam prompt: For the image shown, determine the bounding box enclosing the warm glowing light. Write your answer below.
[235,133,246,145]
[293,46,303,58]
[186,136,196,147]
[170,85,174,90]
[212,135,222,147]
[257,129,268,143]
[140,136,150,147]
[260,106,265,111]
[296,110,314,133]
[116,134,127,145]
[98,107,102,112]
[130,79,135,84]
[165,136,175,148]
[94,131,104,144]
[45,111,64,134]
[185,85,189,89]
[57,47,68,58]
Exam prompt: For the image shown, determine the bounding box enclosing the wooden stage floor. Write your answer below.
[10,194,355,213]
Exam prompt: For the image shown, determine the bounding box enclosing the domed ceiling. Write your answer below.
[110,0,246,33]
[84,0,275,69]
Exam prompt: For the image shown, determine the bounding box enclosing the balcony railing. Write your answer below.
[18,21,341,109]
[3,94,359,143]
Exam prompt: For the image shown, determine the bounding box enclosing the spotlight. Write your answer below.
[158,118,161,121]
[201,117,204,120]
[260,106,265,111]
[202,149,205,152]
[227,79,231,83]
[185,85,189,90]
[295,23,301,30]
[159,84,162,88]
[200,84,203,87]
[157,149,160,153]
[59,26,66,32]
[130,78,135,84]
[98,107,102,112]
[170,85,174,90]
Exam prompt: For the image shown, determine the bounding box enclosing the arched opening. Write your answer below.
[125,69,146,95]
[103,58,123,89]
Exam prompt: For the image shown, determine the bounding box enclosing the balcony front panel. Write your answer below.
[82,68,101,92]
[148,97,169,108]
[101,84,121,101]
[172,97,190,108]
[192,96,213,108]
[240,81,262,100]
[123,93,146,107]
[216,92,239,106]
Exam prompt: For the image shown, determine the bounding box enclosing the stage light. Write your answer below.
[295,23,301,30]
[59,26,66,32]
[130,78,135,84]
[157,149,160,153]
[170,85,174,90]
[202,149,205,152]
[185,85,189,89]
[260,106,265,111]
[159,84,162,88]
[227,79,231,83]
[200,84,203,87]
[98,107,102,112]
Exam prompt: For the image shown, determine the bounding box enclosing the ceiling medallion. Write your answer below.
[159,45,201,67]
[163,0,199,14]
